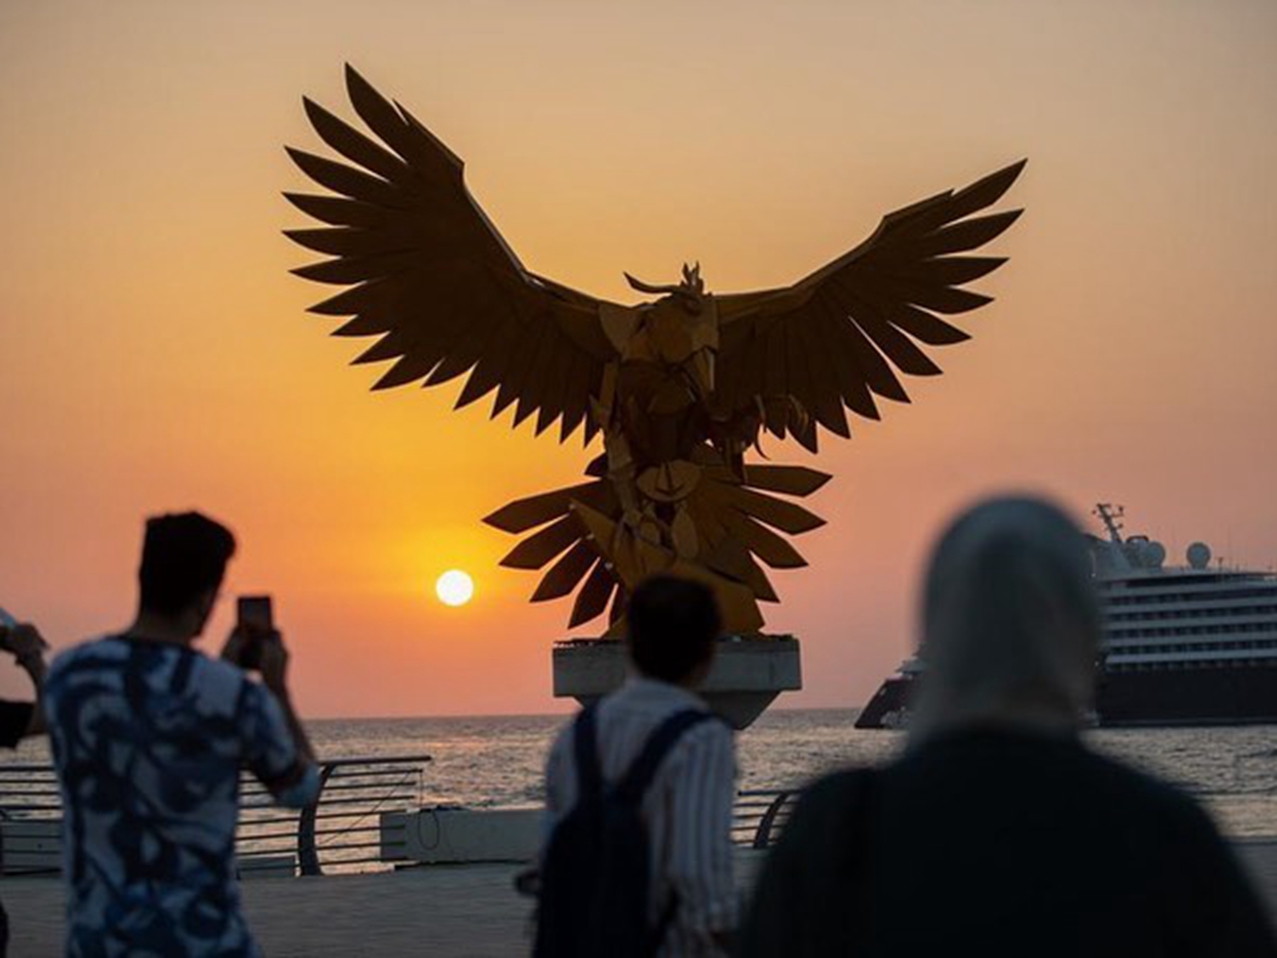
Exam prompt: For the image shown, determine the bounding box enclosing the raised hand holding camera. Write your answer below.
[220,595,293,696]
[221,595,308,761]
[221,595,278,672]
[256,629,290,694]
[0,608,50,676]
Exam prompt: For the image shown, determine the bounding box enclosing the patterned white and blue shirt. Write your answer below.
[45,635,319,957]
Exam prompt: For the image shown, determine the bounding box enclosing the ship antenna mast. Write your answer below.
[1094,503,1125,544]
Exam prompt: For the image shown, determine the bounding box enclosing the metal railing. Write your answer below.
[237,755,432,876]
[732,789,798,849]
[0,755,432,878]
[3,761,794,878]
[0,764,61,876]
[0,764,60,822]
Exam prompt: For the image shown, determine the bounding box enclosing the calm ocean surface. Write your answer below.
[9,708,1277,836]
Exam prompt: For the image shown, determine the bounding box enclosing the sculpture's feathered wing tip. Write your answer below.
[711,155,1027,452]
[285,65,610,448]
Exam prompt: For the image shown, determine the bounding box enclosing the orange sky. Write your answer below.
[2,1,1275,716]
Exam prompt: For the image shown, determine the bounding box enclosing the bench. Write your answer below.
[0,819,61,875]
[1,820,295,880]
[236,853,298,880]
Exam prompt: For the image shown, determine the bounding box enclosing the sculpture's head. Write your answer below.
[625,262,706,314]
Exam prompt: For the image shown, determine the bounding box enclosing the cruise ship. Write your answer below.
[856,504,1277,729]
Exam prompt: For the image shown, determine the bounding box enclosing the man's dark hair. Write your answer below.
[625,576,722,683]
[138,512,237,616]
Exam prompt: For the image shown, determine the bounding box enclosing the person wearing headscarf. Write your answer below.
[742,495,1276,957]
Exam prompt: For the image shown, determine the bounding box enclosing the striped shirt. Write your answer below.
[543,677,738,957]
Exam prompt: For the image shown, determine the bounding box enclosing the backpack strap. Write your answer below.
[572,705,604,798]
[613,708,718,805]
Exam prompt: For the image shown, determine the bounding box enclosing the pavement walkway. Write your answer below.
[3,853,765,957]
[5,844,1276,956]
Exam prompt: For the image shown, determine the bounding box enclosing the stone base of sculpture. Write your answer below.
[551,635,802,730]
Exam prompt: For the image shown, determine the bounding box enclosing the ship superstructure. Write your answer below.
[856,504,1277,729]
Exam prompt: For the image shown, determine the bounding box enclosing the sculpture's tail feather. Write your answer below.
[571,501,766,636]
[483,451,831,632]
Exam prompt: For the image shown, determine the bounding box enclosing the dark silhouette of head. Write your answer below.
[138,512,236,634]
[912,495,1100,740]
[626,575,722,685]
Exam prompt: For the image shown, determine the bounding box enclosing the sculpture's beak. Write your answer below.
[624,273,683,296]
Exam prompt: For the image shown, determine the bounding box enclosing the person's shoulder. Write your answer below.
[1078,744,1207,811]
[799,767,876,810]
[188,649,249,687]
[545,710,587,783]
[549,706,595,754]
[651,711,734,778]
[1051,740,1229,851]
[776,767,877,844]
[161,647,252,715]
[47,635,129,681]
[547,715,573,757]
[684,710,735,748]
[552,707,585,738]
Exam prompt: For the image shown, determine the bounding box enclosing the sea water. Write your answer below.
[7,710,1277,836]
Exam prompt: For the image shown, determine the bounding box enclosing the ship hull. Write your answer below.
[854,676,916,729]
[856,663,1277,730]
[1096,664,1277,727]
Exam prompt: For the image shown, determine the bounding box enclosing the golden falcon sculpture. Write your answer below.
[286,66,1025,635]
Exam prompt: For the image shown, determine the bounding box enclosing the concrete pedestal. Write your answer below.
[552,636,802,729]
[380,808,540,865]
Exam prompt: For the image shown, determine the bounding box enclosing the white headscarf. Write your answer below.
[909,495,1100,743]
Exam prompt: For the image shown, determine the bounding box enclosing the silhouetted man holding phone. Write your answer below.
[44,512,319,957]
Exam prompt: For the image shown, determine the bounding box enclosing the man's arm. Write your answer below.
[667,723,740,951]
[540,727,571,853]
[3,624,49,738]
[225,625,319,806]
[263,682,315,767]
[21,651,46,736]
[253,631,318,801]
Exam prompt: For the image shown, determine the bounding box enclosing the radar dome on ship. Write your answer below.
[1187,542,1212,569]
[1143,541,1167,568]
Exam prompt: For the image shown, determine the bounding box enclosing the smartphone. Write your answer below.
[237,596,274,632]
[236,596,274,670]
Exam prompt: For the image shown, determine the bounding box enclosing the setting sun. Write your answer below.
[435,570,475,608]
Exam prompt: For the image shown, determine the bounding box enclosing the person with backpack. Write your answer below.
[537,575,738,957]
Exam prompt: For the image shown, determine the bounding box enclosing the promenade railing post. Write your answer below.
[752,791,794,849]
[297,763,337,877]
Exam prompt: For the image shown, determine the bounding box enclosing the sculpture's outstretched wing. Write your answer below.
[714,161,1026,451]
[286,66,615,443]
